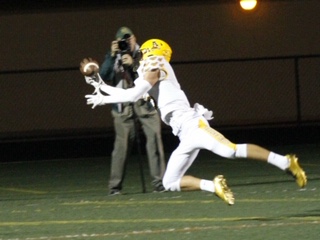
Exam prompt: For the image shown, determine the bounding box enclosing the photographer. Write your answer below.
[99,27,166,195]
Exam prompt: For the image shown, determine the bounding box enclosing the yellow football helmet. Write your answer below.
[140,39,172,62]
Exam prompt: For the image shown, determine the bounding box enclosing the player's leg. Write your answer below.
[162,146,200,192]
[197,118,307,188]
[179,174,234,205]
[246,144,307,188]
[163,131,234,205]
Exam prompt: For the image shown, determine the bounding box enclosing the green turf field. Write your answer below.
[0,143,319,240]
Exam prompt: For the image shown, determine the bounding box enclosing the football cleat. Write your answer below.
[213,175,235,205]
[286,154,307,188]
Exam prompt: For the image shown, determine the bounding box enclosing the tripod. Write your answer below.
[132,107,147,193]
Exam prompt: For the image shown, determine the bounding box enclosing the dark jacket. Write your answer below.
[99,45,146,113]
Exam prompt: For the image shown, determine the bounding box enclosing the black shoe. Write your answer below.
[153,184,166,193]
[109,190,121,196]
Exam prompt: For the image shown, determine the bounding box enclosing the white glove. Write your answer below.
[85,90,104,109]
[85,74,104,94]
[142,93,156,108]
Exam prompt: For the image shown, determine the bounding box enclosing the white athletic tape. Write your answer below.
[142,56,167,80]
[84,62,99,72]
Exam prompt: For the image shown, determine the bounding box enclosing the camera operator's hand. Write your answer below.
[121,53,133,67]
[111,40,119,57]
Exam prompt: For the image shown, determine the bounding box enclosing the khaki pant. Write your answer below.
[109,100,166,191]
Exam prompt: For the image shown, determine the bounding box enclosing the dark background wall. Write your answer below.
[0,0,319,160]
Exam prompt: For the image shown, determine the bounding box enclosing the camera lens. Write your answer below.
[118,40,129,51]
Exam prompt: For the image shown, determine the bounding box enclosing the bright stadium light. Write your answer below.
[240,0,257,10]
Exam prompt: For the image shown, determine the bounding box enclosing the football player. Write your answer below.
[84,39,307,205]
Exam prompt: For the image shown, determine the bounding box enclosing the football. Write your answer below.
[80,58,99,76]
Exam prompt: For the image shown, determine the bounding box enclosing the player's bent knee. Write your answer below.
[162,178,180,191]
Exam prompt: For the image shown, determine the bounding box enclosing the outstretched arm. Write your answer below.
[85,77,154,108]
[83,55,162,109]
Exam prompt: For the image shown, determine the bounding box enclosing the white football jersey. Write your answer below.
[137,56,212,135]
[140,57,191,124]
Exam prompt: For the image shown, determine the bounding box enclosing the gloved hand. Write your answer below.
[84,76,102,94]
[140,56,167,80]
[85,91,104,109]
[194,103,214,120]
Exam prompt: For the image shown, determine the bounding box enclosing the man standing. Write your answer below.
[98,28,166,195]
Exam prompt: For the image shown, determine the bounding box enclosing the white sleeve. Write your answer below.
[99,77,152,104]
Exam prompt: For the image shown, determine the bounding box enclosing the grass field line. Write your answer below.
[61,197,320,206]
[0,221,320,240]
[0,218,319,239]
[0,188,107,195]
[0,187,47,194]
[0,216,319,227]
[304,163,320,166]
